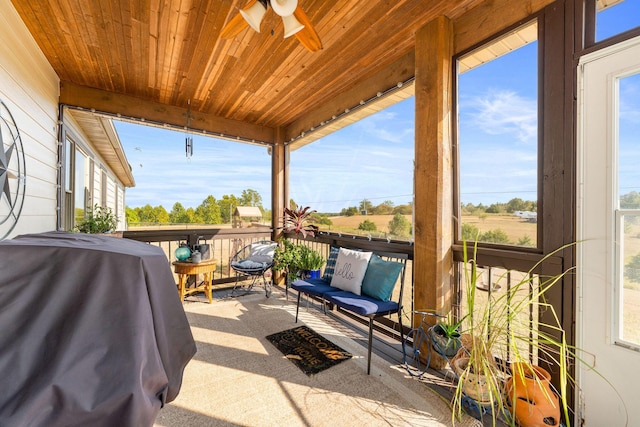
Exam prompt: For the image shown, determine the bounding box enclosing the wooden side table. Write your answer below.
[173,259,217,303]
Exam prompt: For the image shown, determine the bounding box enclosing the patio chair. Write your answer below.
[230,240,278,297]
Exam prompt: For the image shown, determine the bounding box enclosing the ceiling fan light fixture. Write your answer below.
[270,0,298,17]
[281,13,305,38]
[240,0,267,32]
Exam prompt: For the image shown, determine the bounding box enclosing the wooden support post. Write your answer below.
[271,127,288,285]
[413,16,454,322]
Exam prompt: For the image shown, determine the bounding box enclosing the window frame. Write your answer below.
[453,17,544,253]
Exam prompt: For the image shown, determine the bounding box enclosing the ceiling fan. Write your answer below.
[221,0,322,52]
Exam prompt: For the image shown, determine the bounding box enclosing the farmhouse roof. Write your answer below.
[234,207,262,218]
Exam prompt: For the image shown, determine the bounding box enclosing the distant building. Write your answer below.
[513,211,537,223]
[233,206,263,228]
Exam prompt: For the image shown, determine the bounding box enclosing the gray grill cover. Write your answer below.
[0,232,196,427]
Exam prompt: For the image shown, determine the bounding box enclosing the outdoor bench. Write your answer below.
[291,246,408,374]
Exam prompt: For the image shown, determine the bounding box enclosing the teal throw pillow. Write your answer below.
[361,255,403,301]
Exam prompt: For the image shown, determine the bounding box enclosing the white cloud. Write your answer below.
[461,90,537,144]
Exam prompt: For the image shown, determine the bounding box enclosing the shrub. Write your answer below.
[75,205,117,233]
[358,220,377,231]
[388,213,411,237]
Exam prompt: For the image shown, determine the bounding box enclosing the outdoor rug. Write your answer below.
[266,325,352,375]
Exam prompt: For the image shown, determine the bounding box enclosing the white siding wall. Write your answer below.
[63,116,128,231]
[1,0,130,236]
[0,0,60,239]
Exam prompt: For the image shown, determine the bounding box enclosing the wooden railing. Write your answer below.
[123,227,548,362]
[123,227,273,287]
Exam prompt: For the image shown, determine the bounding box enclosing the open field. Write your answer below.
[326,214,411,234]
[325,213,537,244]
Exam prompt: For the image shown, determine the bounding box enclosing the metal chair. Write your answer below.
[230,240,277,297]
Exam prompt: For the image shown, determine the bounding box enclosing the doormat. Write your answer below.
[266,325,353,376]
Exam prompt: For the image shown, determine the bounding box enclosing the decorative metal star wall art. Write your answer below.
[0,100,26,239]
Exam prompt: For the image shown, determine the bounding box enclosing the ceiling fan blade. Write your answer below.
[293,6,322,52]
[220,0,257,38]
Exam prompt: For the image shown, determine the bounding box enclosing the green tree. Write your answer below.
[480,229,510,244]
[506,198,527,213]
[153,205,170,223]
[358,219,377,231]
[461,223,481,241]
[125,206,140,224]
[359,199,373,214]
[136,204,156,223]
[621,191,640,209]
[392,204,413,215]
[186,207,200,223]
[169,202,190,223]
[195,195,222,224]
[486,203,507,214]
[373,200,394,215]
[311,213,333,227]
[388,213,411,237]
[239,189,262,208]
[218,194,239,223]
[340,206,359,216]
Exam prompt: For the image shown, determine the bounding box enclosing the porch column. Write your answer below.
[272,127,288,239]
[413,16,454,319]
[271,127,288,285]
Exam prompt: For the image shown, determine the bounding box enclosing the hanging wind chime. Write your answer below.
[185,99,193,159]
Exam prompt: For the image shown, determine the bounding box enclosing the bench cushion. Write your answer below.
[324,291,399,317]
[291,278,338,298]
[231,259,271,271]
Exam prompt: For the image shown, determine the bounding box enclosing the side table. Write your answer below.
[173,259,217,303]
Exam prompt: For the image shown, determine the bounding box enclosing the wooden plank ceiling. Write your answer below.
[11,0,487,146]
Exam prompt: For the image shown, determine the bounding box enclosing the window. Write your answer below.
[456,21,539,248]
[101,169,108,207]
[616,71,640,347]
[63,135,92,230]
[288,97,415,242]
[595,0,640,42]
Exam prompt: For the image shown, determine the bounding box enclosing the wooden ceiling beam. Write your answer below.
[60,81,275,143]
[284,50,416,146]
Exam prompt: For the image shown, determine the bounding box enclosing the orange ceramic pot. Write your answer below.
[504,362,560,427]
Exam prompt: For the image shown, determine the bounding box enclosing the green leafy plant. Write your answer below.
[430,313,467,357]
[272,238,305,283]
[75,205,118,233]
[297,245,325,271]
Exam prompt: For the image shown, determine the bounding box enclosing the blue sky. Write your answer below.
[116,1,640,212]
[116,97,415,213]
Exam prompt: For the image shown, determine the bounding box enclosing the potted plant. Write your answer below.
[451,240,576,426]
[297,245,325,279]
[282,205,319,237]
[75,204,118,234]
[272,238,305,285]
[429,314,466,358]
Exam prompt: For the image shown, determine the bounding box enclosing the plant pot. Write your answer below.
[300,269,321,279]
[429,324,462,357]
[308,269,321,279]
[505,363,560,427]
[453,357,494,405]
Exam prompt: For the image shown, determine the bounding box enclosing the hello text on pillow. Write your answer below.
[330,248,373,295]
